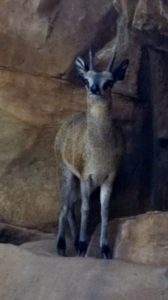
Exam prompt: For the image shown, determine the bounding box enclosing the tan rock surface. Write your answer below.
[0,68,85,229]
[0,0,116,77]
[0,123,59,230]
[87,212,168,267]
[21,238,75,257]
[0,243,168,300]
[0,69,85,126]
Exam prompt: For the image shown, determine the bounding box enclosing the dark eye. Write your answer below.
[108,80,113,87]
[83,79,89,87]
[103,80,113,90]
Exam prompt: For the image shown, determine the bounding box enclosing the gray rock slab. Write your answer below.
[21,237,75,257]
[0,244,168,300]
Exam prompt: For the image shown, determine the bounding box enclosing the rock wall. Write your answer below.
[87,211,168,266]
[0,0,167,229]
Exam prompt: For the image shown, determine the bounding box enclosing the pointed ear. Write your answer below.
[75,57,88,77]
[112,59,129,82]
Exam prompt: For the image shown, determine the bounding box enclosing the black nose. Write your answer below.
[90,84,100,94]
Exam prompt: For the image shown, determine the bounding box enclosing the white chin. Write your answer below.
[88,93,103,99]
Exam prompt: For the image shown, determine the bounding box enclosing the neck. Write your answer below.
[87,94,113,143]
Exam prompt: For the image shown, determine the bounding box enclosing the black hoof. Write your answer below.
[77,241,87,257]
[101,244,112,259]
[57,237,66,256]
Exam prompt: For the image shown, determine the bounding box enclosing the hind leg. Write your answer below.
[57,163,79,256]
[67,207,79,251]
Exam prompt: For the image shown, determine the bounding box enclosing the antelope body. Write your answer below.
[55,50,129,258]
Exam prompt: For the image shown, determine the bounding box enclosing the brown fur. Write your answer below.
[55,96,125,185]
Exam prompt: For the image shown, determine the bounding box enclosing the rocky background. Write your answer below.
[0,0,167,233]
[0,2,168,298]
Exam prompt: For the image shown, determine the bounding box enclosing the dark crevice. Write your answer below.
[45,12,58,41]
[137,46,154,212]
[0,224,50,245]
[38,0,61,17]
[133,29,168,53]
[159,138,168,149]
[149,49,168,211]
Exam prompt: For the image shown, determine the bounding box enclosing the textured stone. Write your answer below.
[0,124,59,230]
[0,69,85,229]
[87,212,168,267]
[133,0,168,37]
[0,69,85,126]
[0,0,116,77]
[0,109,38,177]
[21,238,75,257]
[0,244,167,300]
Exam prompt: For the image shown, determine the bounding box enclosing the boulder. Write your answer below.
[87,211,168,267]
[0,68,85,230]
[0,243,167,300]
[0,69,85,126]
[0,123,58,230]
[0,0,117,77]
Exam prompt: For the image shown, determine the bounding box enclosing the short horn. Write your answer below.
[106,51,116,72]
[89,48,93,70]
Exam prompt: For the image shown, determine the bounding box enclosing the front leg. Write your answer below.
[78,180,91,257]
[100,178,113,259]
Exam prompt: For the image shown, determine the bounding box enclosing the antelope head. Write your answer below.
[75,49,129,100]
